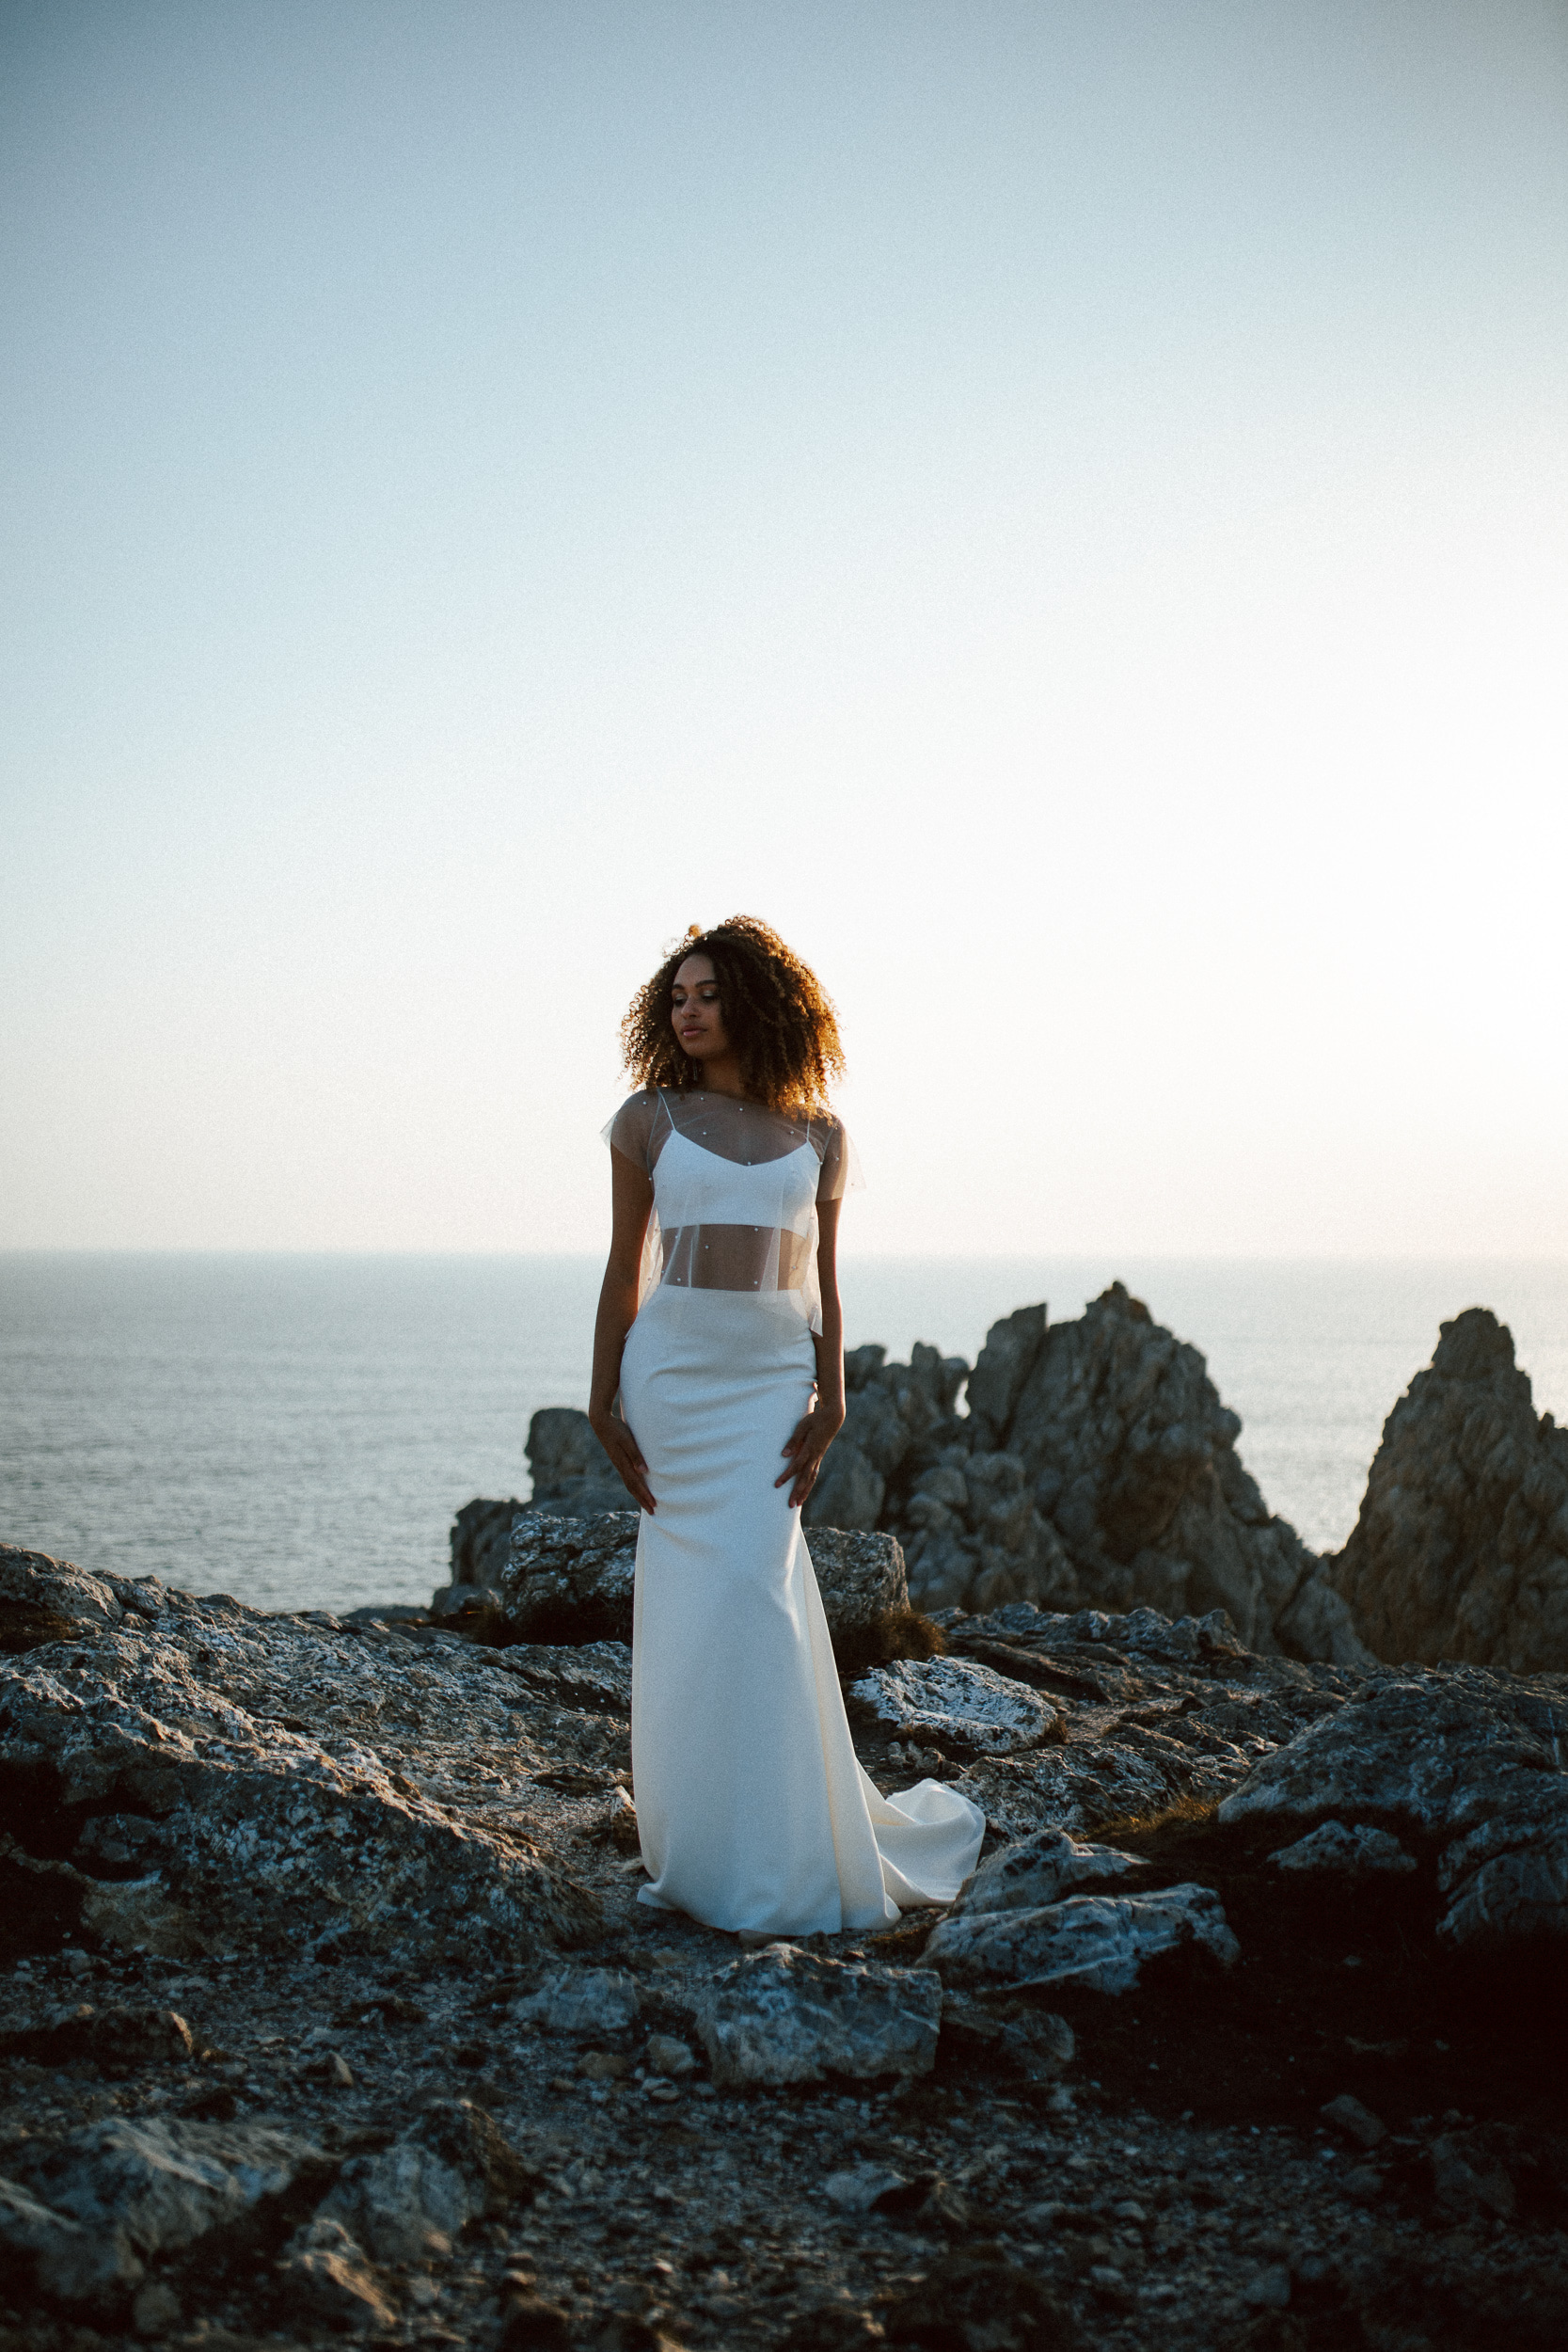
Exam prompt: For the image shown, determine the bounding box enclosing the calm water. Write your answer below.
[3,1254,1565,1618]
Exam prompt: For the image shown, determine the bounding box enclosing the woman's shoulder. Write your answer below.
[603,1089,669,1159]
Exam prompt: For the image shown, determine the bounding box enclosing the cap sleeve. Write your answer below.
[603,1089,660,1173]
[814,1114,863,1203]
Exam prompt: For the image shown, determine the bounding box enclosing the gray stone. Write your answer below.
[514,1967,641,2038]
[5,2116,325,2303]
[923,1883,1239,1994]
[847,1656,1059,1755]
[696,1944,942,2087]
[644,2033,696,2077]
[936,1993,1074,2079]
[1321,2094,1386,2148]
[1268,1820,1415,1878]
[953,1826,1142,1915]
[1430,2129,1517,2221]
[1330,1309,1568,1673]
[822,2164,909,2211]
[276,2217,398,2333]
[316,2100,536,2265]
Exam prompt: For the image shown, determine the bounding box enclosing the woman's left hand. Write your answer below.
[775,1399,846,1509]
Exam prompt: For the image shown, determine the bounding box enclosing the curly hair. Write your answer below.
[620,915,846,1112]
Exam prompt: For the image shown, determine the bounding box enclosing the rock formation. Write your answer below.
[466,1283,1370,1670]
[437,1511,911,1648]
[1329,1307,1568,1674]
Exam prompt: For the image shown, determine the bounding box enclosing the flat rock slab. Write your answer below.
[923,1882,1239,1994]
[0,1549,601,1969]
[1219,1667,1568,1947]
[697,1943,942,2087]
[954,1825,1142,1915]
[847,1656,1060,1755]
[3,2116,326,2303]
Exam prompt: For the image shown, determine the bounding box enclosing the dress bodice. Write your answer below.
[604,1089,856,1333]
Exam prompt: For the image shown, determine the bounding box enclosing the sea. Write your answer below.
[3,1254,1565,1621]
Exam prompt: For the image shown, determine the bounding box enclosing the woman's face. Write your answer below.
[671,954,730,1064]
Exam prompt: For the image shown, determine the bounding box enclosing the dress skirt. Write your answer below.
[620,1285,985,1935]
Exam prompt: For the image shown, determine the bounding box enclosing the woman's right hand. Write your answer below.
[592,1409,656,1515]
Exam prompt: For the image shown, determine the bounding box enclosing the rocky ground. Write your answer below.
[4,1540,1568,2352]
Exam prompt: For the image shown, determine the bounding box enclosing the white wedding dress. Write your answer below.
[608,1089,984,1936]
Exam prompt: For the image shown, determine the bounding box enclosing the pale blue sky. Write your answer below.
[3,1,1564,1254]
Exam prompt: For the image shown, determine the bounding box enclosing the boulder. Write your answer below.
[316,2101,538,2265]
[513,1967,641,2038]
[847,1656,1059,1755]
[1329,1309,1568,1673]
[2,2115,326,2304]
[1219,1668,1568,1947]
[477,1513,909,1648]
[952,1826,1142,1915]
[1267,1821,1415,1878]
[696,1944,942,2087]
[0,1549,600,1966]
[922,1883,1239,1993]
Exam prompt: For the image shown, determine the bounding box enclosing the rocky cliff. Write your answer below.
[1329,1308,1568,1676]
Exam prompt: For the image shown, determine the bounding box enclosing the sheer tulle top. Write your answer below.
[604,1089,858,1334]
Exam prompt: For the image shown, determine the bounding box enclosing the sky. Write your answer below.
[3,0,1564,1259]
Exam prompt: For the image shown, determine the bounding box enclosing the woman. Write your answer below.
[590,915,984,1936]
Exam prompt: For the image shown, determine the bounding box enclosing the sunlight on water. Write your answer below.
[3,1254,1565,1618]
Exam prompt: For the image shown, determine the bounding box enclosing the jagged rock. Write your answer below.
[275,2216,398,2333]
[477,1513,909,1648]
[803,1344,970,1535]
[847,1655,1059,1755]
[927,1285,1371,1664]
[1,1544,125,1652]
[0,1549,601,1965]
[514,1968,641,2038]
[696,1944,942,2086]
[1268,1820,1415,1877]
[316,2101,538,2265]
[1220,1668,1568,1947]
[2,2116,326,2303]
[953,1827,1142,1915]
[922,1883,1239,1993]
[1330,1309,1568,1673]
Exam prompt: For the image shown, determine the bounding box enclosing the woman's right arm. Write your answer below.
[589,1146,657,1513]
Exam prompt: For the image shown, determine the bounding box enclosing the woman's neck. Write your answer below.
[689,1053,746,1099]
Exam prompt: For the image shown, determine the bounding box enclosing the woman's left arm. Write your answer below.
[776,1197,846,1507]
